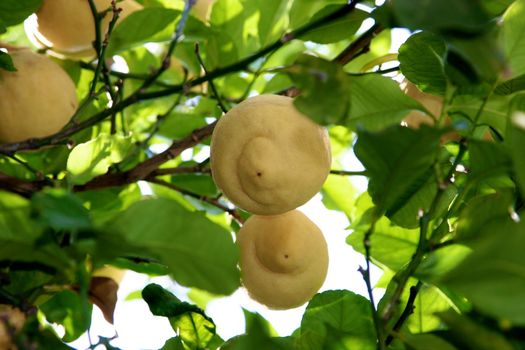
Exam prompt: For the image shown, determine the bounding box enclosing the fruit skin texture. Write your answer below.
[237,210,329,309]
[30,0,142,58]
[210,94,331,215]
[0,48,78,143]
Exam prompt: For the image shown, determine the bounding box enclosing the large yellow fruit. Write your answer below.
[210,94,331,215]
[0,305,25,349]
[0,47,78,143]
[27,0,142,59]
[237,210,329,309]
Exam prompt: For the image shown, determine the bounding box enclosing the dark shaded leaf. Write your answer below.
[142,283,215,349]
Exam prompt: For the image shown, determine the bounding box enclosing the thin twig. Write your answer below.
[146,177,244,224]
[358,213,386,350]
[334,24,383,65]
[330,169,368,176]
[195,43,228,113]
[385,281,423,346]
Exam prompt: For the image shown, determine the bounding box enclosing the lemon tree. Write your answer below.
[1,0,525,349]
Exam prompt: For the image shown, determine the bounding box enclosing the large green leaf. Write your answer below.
[0,0,42,27]
[296,290,376,350]
[301,6,368,44]
[346,75,425,131]
[108,198,240,294]
[347,216,418,271]
[221,310,290,350]
[441,222,525,325]
[500,0,525,79]
[67,133,133,185]
[282,55,350,125]
[455,191,515,243]
[289,0,346,29]
[402,334,457,350]
[106,8,179,55]
[398,32,448,95]
[31,190,92,231]
[321,174,357,219]
[40,290,93,343]
[354,125,442,216]
[142,283,216,349]
[437,310,516,350]
[390,0,492,34]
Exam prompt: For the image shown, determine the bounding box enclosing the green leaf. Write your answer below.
[500,0,525,79]
[170,173,220,197]
[31,190,92,231]
[468,140,512,182]
[221,311,290,350]
[40,290,93,342]
[0,0,42,27]
[297,290,376,350]
[109,198,240,294]
[282,54,350,125]
[142,283,215,349]
[346,75,425,131]
[398,32,447,95]
[402,333,458,350]
[437,310,516,350]
[0,51,16,72]
[301,6,368,44]
[160,337,185,350]
[107,8,178,55]
[158,112,209,140]
[391,0,492,34]
[347,216,418,271]
[354,125,441,216]
[495,74,525,95]
[508,112,525,197]
[67,133,133,185]
[289,0,346,29]
[441,222,525,325]
[321,174,356,219]
[455,191,515,243]
[254,0,289,46]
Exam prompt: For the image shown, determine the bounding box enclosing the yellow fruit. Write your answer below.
[192,0,215,22]
[0,47,78,143]
[237,210,329,309]
[401,80,492,141]
[210,94,331,215]
[27,0,142,59]
[0,305,25,349]
[401,79,443,129]
[93,265,127,285]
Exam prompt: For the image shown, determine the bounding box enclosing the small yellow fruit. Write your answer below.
[27,0,142,59]
[192,0,215,22]
[237,210,329,309]
[401,79,443,129]
[0,305,25,349]
[0,47,78,143]
[210,94,331,215]
[93,265,127,285]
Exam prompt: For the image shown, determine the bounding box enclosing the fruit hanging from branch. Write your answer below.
[25,0,142,59]
[0,46,78,143]
[237,210,329,309]
[210,94,332,215]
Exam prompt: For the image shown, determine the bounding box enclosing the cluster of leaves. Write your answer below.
[1,0,525,349]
